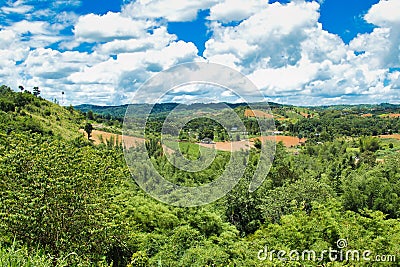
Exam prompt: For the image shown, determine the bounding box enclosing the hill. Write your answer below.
[0,85,85,139]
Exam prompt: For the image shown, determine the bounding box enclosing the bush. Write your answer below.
[0,133,127,264]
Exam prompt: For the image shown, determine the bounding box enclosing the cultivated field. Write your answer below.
[198,135,307,151]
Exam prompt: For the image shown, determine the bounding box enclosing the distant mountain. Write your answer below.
[75,102,400,120]
[74,102,289,119]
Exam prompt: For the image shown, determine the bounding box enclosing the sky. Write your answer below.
[0,0,399,106]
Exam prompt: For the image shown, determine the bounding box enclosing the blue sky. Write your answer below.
[0,0,399,105]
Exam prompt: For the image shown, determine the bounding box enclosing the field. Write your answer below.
[198,135,307,151]
[244,109,274,118]
[379,134,400,140]
[79,129,144,148]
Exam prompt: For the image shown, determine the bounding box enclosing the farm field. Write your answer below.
[198,135,307,151]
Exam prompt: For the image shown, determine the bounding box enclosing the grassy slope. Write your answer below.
[0,87,85,139]
[24,102,85,139]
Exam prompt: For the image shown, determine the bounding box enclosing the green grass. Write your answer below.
[163,140,227,161]
[24,102,84,140]
[0,243,54,267]
[376,138,400,158]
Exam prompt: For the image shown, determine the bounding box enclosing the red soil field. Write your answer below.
[252,135,307,147]
[198,135,307,151]
[244,109,274,119]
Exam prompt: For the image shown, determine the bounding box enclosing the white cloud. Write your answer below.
[10,20,49,35]
[356,0,400,69]
[208,0,267,23]
[364,0,400,26]
[1,0,400,105]
[122,0,218,22]
[95,26,176,55]
[1,4,33,14]
[204,0,399,104]
[66,40,200,104]
[205,1,321,72]
[73,12,155,43]
[248,57,319,93]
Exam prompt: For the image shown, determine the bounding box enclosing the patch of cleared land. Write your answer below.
[81,129,307,153]
[252,136,307,147]
[379,134,400,140]
[198,135,307,151]
[244,109,274,119]
[79,129,144,148]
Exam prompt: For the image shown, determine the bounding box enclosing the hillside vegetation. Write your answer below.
[1,85,400,266]
[0,85,84,139]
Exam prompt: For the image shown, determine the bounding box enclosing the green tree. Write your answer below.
[253,138,262,149]
[33,86,40,97]
[87,110,94,120]
[84,122,93,140]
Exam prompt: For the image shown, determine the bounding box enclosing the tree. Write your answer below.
[84,123,93,140]
[67,104,74,114]
[18,85,24,93]
[33,86,40,97]
[87,110,94,120]
[253,138,262,149]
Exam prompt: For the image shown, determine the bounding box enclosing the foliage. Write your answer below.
[84,122,93,140]
[0,85,400,266]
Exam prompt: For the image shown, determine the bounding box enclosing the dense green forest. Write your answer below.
[1,85,400,266]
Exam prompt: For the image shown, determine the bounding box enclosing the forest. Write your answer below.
[0,84,399,266]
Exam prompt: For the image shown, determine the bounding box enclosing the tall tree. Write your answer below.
[87,110,94,120]
[33,86,40,97]
[84,123,93,140]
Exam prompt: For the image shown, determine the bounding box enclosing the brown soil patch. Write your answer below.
[197,140,252,152]
[379,134,400,140]
[244,109,274,119]
[79,129,144,148]
[389,114,400,118]
[300,112,312,118]
[361,113,373,117]
[252,136,307,147]
[198,135,307,151]
[79,129,177,154]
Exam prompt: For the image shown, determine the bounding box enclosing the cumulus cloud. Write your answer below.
[204,0,399,104]
[67,40,200,104]
[205,1,321,72]
[208,0,267,23]
[95,26,177,55]
[73,12,155,43]
[364,0,400,26]
[1,0,400,105]
[122,0,218,22]
[355,0,400,69]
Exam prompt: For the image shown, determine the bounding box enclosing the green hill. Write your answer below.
[0,85,85,139]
